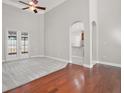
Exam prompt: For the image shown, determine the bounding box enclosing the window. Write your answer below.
[8,31,17,55]
[21,32,28,54]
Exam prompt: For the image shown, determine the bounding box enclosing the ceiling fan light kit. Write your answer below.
[30,6,35,11]
[19,0,46,13]
[29,1,34,5]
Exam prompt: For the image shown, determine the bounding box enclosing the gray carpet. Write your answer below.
[2,57,67,92]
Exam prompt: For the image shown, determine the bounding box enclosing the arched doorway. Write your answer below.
[69,21,85,66]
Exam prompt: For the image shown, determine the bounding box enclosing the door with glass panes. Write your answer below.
[6,31,29,61]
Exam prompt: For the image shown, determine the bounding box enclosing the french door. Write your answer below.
[6,31,29,61]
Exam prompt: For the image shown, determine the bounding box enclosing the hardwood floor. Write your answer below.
[4,64,121,93]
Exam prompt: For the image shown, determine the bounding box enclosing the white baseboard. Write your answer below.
[91,60,121,67]
[99,61,121,67]
[45,56,69,63]
[92,60,99,64]
[5,55,44,62]
[30,55,44,58]
[69,60,72,63]
[83,64,91,68]
[83,63,95,68]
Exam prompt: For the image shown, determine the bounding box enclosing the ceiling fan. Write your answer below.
[19,0,46,13]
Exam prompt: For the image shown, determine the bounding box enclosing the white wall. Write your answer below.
[2,4,44,61]
[98,0,121,64]
[44,0,91,65]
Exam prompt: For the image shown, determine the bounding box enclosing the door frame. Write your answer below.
[5,30,19,61]
[5,29,29,61]
[69,21,85,63]
[20,32,29,59]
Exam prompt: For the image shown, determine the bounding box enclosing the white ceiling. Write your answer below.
[2,0,67,14]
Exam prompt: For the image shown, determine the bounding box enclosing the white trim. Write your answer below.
[69,25,72,62]
[4,55,44,62]
[69,21,85,64]
[5,57,28,62]
[45,56,69,63]
[83,63,95,68]
[83,60,97,68]
[69,60,72,63]
[83,64,91,68]
[90,21,93,68]
[92,60,99,64]
[99,61,121,67]
[30,55,44,58]
[91,60,121,68]
[5,58,23,62]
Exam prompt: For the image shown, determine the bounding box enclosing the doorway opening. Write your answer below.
[69,21,85,66]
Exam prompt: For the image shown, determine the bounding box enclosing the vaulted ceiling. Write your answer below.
[2,0,67,14]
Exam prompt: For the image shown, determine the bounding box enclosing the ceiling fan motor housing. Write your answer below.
[32,0,38,4]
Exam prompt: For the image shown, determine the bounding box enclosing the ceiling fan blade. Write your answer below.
[33,9,38,13]
[22,7,29,10]
[36,6,46,10]
[19,1,31,6]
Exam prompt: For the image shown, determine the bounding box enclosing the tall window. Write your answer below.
[8,31,17,55]
[21,32,28,54]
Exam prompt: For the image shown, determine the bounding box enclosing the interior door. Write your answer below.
[6,31,29,61]
[6,31,19,61]
[20,32,29,59]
